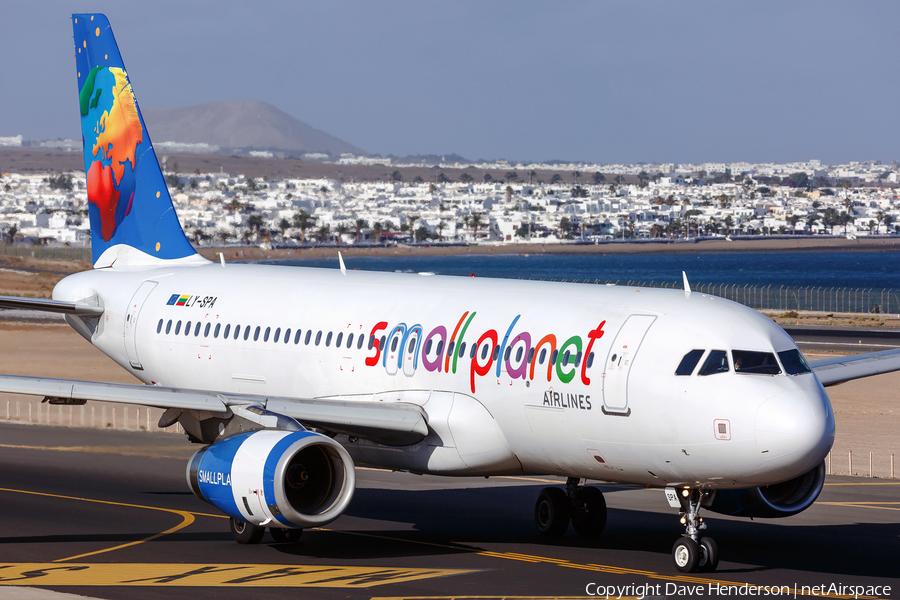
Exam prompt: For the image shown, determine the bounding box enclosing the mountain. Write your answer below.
[142,100,364,157]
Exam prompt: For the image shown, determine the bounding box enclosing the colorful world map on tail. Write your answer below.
[79,66,143,241]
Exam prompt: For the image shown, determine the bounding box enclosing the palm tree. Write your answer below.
[805,214,819,234]
[788,215,801,235]
[353,218,368,244]
[470,213,483,239]
[218,229,232,245]
[335,222,349,245]
[437,221,447,241]
[278,218,291,243]
[573,171,582,184]
[371,221,384,243]
[316,224,331,244]
[407,214,419,235]
[293,210,315,243]
[528,170,537,184]
[723,215,734,236]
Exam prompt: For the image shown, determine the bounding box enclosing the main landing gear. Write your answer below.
[534,477,607,537]
[670,488,719,573]
[230,517,303,545]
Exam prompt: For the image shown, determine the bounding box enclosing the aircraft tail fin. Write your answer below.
[72,13,204,268]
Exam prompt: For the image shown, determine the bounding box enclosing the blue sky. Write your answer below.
[1,1,897,165]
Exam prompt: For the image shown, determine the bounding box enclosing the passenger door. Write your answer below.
[601,314,656,414]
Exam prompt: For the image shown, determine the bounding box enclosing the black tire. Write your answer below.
[697,536,719,572]
[230,517,265,544]
[572,486,607,536]
[672,537,700,573]
[270,527,303,543]
[534,487,570,536]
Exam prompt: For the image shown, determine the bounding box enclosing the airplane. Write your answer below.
[2,12,899,574]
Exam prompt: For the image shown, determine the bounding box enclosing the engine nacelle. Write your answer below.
[707,461,825,519]
[187,429,355,529]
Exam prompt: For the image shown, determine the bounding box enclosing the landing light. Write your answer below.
[682,489,690,497]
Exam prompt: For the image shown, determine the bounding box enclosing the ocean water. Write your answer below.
[268,250,900,290]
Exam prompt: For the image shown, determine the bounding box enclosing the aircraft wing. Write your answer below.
[0,295,104,316]
[809,348,900,386]
[0,374,428,445]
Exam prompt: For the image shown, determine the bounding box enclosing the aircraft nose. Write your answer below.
[755,384,834,475]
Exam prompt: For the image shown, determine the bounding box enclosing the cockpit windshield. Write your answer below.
[777,349,812,375]
[732,350,781,375]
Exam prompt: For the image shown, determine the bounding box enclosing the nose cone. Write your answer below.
[755,379,834,479]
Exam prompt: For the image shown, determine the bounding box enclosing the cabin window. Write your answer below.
[436,340,444,355]
[675,349,705,376]
[253,326,260,341]
[295,329,302,344]
[194,322,201,336]
[425,339,433,355]
[447,341,455,358]
[515,347,524,362]
[391,336,399,352]
[562,351,570,366]
[528,347,535,363]
[157,319,163,334]
[214,324,221,338]
[698,350,729,376]
[243,326,250,341]
[407,337,415,354]
[315,331,322,346]
[481,344,490,360]
[283,328,290,343]
[504,347,512,362]
[305,330,312,345]
[204,323,211,337]
[458,342,466,358]
[224,324,231,339]
[347,333,354,348]
[550,349,558,365]
[357,334,364,349]
[165,319,172,334]
[336,332,343,347]
[539,348,547,364]
[174,320,182,335]
[368,335,375,350]
[326,332,333,347]
[274,328,281,343]
[264,327,271,342]
[469,344,477,359]
[733,350,781,375]
[234,325,241,340]
[185,321,192,336]
[574,352,582,367]
[586,352,594,368]
[778,349,811,375]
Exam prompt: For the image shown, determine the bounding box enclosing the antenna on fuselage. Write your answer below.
[338,251,346,276]
[682,271,691,296]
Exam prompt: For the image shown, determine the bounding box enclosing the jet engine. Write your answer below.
[707,461,825,519]
[187,429,355,529]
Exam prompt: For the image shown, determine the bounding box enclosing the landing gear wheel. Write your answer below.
[697,536,719,572]
[230,517,265,544]
[672,538,700,573]
[572,486,607,536]
[535,487,570,536]
[270,527,303,543]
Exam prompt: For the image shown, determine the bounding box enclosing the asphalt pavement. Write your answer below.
[0,423,897,600]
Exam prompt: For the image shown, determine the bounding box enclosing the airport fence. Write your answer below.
[540,278,900,314]
[0,243,91,261]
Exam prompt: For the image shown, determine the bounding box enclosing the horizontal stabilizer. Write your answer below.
[810,348,900,386]
[0,295,104,317]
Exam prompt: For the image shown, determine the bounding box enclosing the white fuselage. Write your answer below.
[53,262,835,489]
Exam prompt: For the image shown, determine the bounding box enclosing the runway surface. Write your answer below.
[0,423,898,600]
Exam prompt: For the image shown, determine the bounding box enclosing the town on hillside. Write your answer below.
[1,158,899,249]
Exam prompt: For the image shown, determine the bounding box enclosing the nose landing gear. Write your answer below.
[669,488,719,573]
[534,477,607,537]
